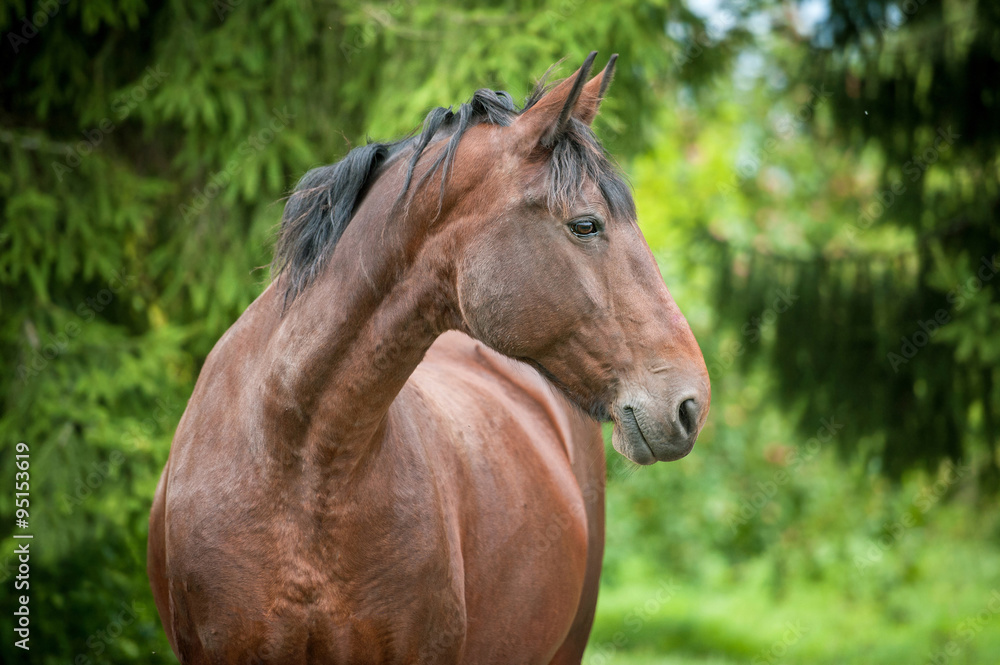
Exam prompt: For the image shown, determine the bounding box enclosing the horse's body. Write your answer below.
[150,304,604,663]
[149,53,710,664]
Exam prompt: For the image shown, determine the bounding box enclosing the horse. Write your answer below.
[147,52,710,664]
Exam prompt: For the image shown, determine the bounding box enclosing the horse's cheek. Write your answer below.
[457,235,569,356]
[456,254,519,353]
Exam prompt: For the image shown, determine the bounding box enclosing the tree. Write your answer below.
[702,0,999,480]
[0,1,743,661]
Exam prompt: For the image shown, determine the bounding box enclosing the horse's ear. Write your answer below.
[574,53,617,126]
[518,52,617,148]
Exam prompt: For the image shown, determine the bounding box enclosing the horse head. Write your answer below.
[438,53,711,463]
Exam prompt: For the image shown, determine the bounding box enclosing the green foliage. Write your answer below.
[0,0,997,663]
[697,0,1000,477]
[589,369,1000,664]
[0,1,734,661]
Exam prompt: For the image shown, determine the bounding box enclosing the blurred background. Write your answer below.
[2,0,999,663]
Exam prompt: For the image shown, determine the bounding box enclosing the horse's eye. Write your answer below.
[569,219,599,238]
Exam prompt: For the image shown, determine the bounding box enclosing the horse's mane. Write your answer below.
[272,81,635,305]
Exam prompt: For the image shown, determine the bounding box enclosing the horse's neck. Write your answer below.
[259,189,459,464]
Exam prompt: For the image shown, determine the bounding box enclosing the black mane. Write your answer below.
[272,83,635,304]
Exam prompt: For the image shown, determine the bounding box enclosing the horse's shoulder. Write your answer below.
[416,331,551,402]
[410,331,599,460]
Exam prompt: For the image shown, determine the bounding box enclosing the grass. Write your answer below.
[587,543,1000,664]
[586,415,1000,664]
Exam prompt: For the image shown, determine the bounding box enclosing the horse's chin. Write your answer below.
[611,420,658,465]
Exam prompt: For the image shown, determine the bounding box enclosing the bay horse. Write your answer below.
[147,52,710,665]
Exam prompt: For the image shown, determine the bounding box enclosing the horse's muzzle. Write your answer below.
[611,389,707,464]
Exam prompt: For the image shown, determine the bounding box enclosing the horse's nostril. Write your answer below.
[678,399,698,436]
